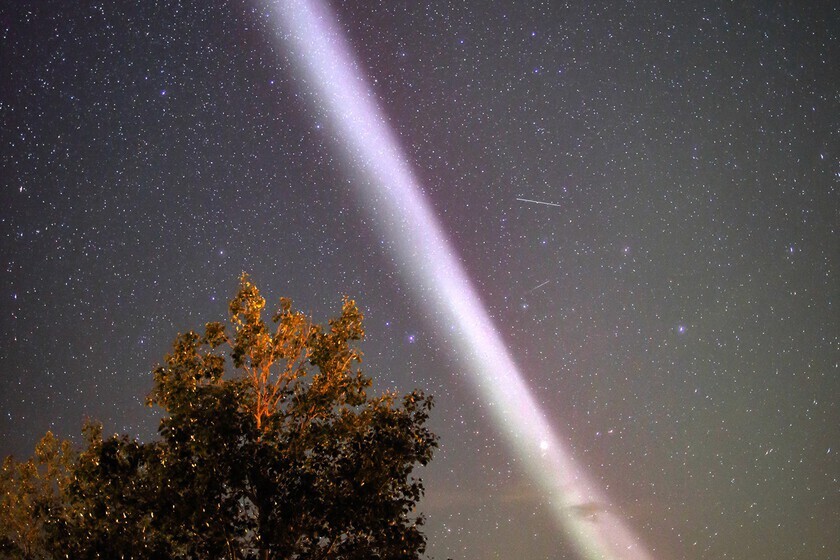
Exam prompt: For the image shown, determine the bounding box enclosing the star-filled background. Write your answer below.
[1,1,838,558]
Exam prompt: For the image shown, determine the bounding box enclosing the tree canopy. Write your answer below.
[1,274,438,560]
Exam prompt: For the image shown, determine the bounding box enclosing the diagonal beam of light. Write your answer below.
[267,2,654,558]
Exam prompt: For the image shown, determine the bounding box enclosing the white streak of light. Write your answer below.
[268,2,654,559]
[516,197,563,207]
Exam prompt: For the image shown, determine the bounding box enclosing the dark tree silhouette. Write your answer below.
[1,274,438,560]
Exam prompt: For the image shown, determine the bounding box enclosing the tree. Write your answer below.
[0,432,74,559]
[2,274,438,560]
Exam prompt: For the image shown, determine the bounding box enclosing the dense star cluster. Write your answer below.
[1,2,837,559]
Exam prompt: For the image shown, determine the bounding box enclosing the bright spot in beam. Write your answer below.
[267,2,654,559]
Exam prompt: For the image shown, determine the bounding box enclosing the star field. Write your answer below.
[1,2,838,559]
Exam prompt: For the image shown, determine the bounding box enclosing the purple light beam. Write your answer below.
[267,2,655,558]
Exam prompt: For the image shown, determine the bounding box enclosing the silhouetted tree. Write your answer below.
[0,432,74,559]
[1,274,437,560]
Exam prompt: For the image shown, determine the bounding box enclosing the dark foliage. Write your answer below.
[1,275,437,560]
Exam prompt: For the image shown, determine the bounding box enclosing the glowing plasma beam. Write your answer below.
[267,2,654,559]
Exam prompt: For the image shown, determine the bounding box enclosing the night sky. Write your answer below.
[2,1,838,559]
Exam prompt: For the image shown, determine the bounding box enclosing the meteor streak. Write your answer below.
[517,197,563,207]
[268,2,653,559]
[526,280,551,293]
